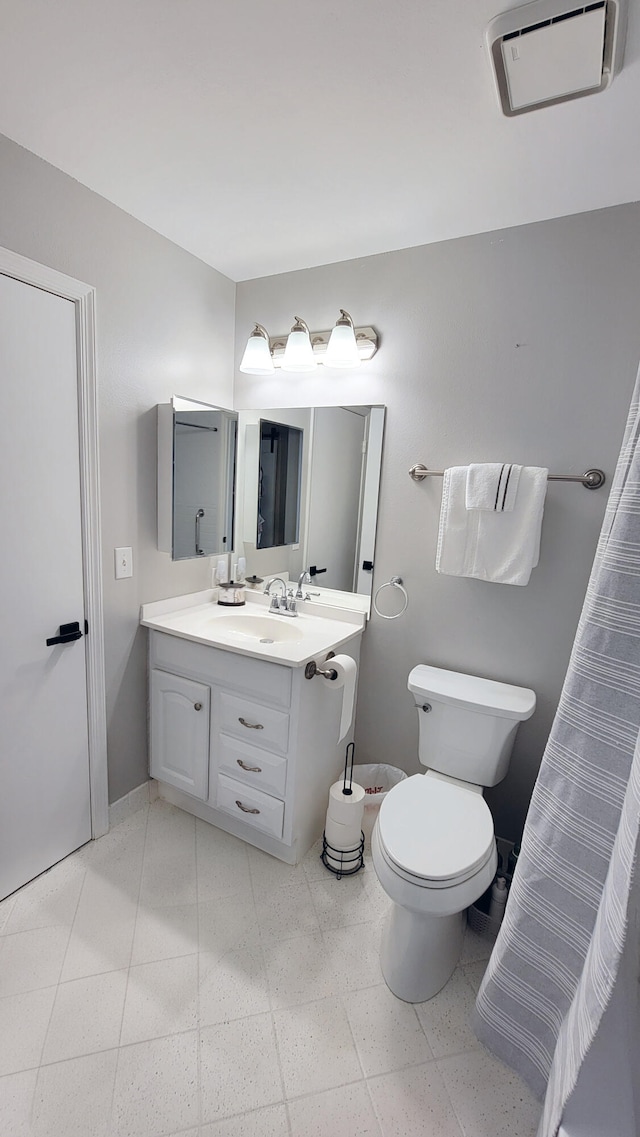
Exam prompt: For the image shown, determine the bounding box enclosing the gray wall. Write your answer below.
[235,204,640,840]
[0,134,236,802]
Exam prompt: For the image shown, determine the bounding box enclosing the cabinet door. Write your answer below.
[150,669,210,800]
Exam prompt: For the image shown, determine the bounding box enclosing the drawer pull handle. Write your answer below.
[238,717,264,730]
[194,702,203,711]
[235,799,260,815]
[237,759,262,773]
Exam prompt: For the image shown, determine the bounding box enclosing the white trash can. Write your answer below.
[351,764,408,839]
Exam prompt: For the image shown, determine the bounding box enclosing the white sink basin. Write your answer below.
[211,612,304,644]
[140,590,366,666]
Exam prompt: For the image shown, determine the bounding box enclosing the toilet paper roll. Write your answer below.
[325,847,361,873]
[324,813,364,852]
[326,779,365,826]
[322,655,358,743]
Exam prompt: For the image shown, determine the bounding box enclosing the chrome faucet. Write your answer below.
[264,577,288,613]
[296,570,321,601]
[295,571,311,598]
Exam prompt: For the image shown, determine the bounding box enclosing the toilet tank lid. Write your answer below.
[408,665,536,721]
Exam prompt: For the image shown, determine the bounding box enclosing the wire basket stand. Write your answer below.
[321,742,365,879]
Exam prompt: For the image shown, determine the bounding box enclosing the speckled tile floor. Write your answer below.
[0,799,541,1136]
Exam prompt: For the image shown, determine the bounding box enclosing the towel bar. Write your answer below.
[409,464,606,490]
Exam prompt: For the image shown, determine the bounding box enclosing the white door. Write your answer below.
[0,272,92,901]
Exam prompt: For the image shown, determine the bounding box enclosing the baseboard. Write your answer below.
[108,780,151,829]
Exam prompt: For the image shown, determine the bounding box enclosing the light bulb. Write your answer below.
[325,310,361,369]
[239,324,274,375]
[281,317,317,372]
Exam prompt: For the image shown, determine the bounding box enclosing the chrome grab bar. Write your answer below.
[195,508,205,555]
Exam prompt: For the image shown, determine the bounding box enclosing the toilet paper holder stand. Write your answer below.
[321,741,366,879]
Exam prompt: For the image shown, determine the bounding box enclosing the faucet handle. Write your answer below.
[283,591,298,617]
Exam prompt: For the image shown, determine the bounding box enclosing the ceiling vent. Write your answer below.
[486,0,627,116]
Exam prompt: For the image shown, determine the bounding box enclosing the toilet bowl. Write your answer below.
[372,773,497,1002]
[371,665,535,1003]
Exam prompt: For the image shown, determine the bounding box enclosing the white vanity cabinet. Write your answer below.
[148,627,361,863]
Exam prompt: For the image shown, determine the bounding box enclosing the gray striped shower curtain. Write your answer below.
[474,367,640,1137]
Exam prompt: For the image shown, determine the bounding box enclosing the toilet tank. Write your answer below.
[408,665,536,787]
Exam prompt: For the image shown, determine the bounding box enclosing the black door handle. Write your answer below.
[46,621,83,646]
[309,566,327,577]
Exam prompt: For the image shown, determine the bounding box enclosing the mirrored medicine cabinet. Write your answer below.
[157,397,238,561]
[157,397,385,600]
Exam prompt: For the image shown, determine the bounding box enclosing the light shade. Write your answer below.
[239,324,274,375]
[325,310,361,369]
[281,317,317,373]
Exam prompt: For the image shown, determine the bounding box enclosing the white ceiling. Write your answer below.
[1,0,639,282]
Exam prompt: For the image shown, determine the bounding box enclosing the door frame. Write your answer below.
[0,246,109,839]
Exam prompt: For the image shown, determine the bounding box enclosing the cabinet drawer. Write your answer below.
[218,692,290,755]
[150,631,292,707]
[216,773,285,839]
[216,734,287,800]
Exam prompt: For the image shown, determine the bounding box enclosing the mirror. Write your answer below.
[157,396,237,560]
[257,420,303,548]
[235,405,385,597]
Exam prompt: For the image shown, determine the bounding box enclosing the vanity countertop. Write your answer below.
[140,589,365,667]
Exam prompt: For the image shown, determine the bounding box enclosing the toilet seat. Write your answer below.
[377,774,495,887]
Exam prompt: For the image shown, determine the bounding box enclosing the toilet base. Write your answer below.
[380,901,465,1003]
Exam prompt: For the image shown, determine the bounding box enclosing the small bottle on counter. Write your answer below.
[489,875,508,925]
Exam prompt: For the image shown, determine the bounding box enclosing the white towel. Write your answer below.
[466,463,522,512]
[436,465,548,586]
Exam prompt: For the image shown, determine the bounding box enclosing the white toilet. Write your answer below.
[372,664,535,1003]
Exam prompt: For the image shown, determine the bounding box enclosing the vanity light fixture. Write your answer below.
[325,310,361,369]
[238,314,378,374]
[281,316,317,373]
[238,323,275,375]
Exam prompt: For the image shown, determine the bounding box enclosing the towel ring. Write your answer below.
[373,576,408,620]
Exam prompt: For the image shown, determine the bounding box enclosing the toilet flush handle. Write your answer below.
[421,703,432,713]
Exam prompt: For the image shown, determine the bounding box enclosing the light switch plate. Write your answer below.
[115,546,133,579]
